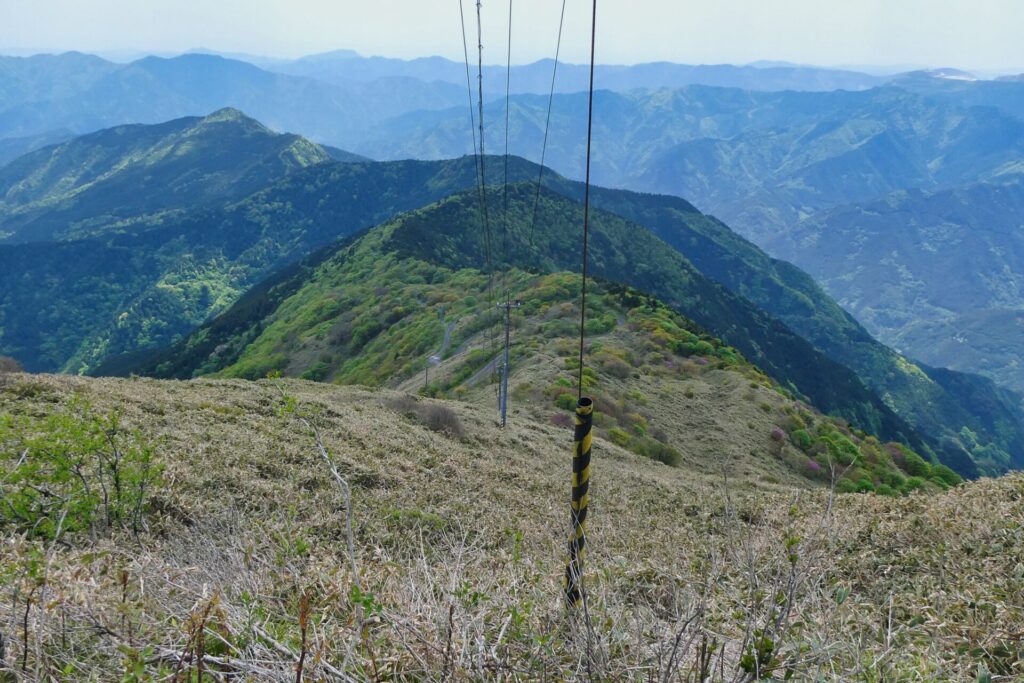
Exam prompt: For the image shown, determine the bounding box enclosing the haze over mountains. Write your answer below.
[5,34,1024,678]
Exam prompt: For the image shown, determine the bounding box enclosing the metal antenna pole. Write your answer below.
[497,296,522,427]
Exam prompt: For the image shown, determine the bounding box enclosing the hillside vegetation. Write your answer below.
[122,181,1021,476]
[124,185,946,467]
[3,113,1023,476]
[0,373,1018,680]
[207,255,950,495]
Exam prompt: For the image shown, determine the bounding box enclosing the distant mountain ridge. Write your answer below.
[351,83,1024,244]
[0,108,336,243]
[0,52,467,147]
[0,50,900,162]
[272,50,890,93]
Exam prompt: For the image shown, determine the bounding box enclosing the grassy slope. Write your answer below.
[130,185,945,471]
[1,372,1020,680]
[223,257,944,494]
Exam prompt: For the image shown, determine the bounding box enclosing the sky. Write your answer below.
[2,0,1023,73]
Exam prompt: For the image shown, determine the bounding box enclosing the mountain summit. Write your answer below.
[0,109,334,243]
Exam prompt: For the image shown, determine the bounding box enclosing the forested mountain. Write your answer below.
[768,180,1024,392]
[353,84,1024,243]
[0,108,335,243]
[5,54,1023,252]
[116,183,937,461]
[112,193,956,496]
[4,113,1023,477]
[100,161,1019,476]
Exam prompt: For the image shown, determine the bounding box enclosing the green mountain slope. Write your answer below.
[0,108,334,243]
[123,184,996,475]
[0,153,513,373]
[0,129,74,167]
[3,114,1021,474]
[528,178,1024,476]
[116,190,950,494]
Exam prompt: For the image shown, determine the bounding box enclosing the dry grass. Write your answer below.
[1,373,1022,681]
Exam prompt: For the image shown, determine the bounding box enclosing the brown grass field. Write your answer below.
[1,372,1022,681]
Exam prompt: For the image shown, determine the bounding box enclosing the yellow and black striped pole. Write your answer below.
[564,396,593,608]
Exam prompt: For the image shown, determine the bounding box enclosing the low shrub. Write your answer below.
[792,429,813,451]
[553,392,577,411]
[421,404,465,438]
[635,438,682,466]
[387,396,465,439]
[0,401,161,540]
[931,463,963,487]
[549,413,573,429]
[0,355,23,373]
[386,395,419,417]
[904,476,928,492]
[607,427,631,447]
[875,484,898,497]
[900,451,932,478]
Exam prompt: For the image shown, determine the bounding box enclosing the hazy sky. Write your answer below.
[2,0,1023,72]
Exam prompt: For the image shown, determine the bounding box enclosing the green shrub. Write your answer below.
[880,470,907,489]
[900,451,932,478]
[931,464,962,487]
[0,402,161,540]
[903,476,928,492]
[791,429,813,451]
[300,360,332,381]
[554,393,577,411]
[853,477,875,493]
[607,427,631,447]
[634,438,682,466]
[835,478,859,494]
